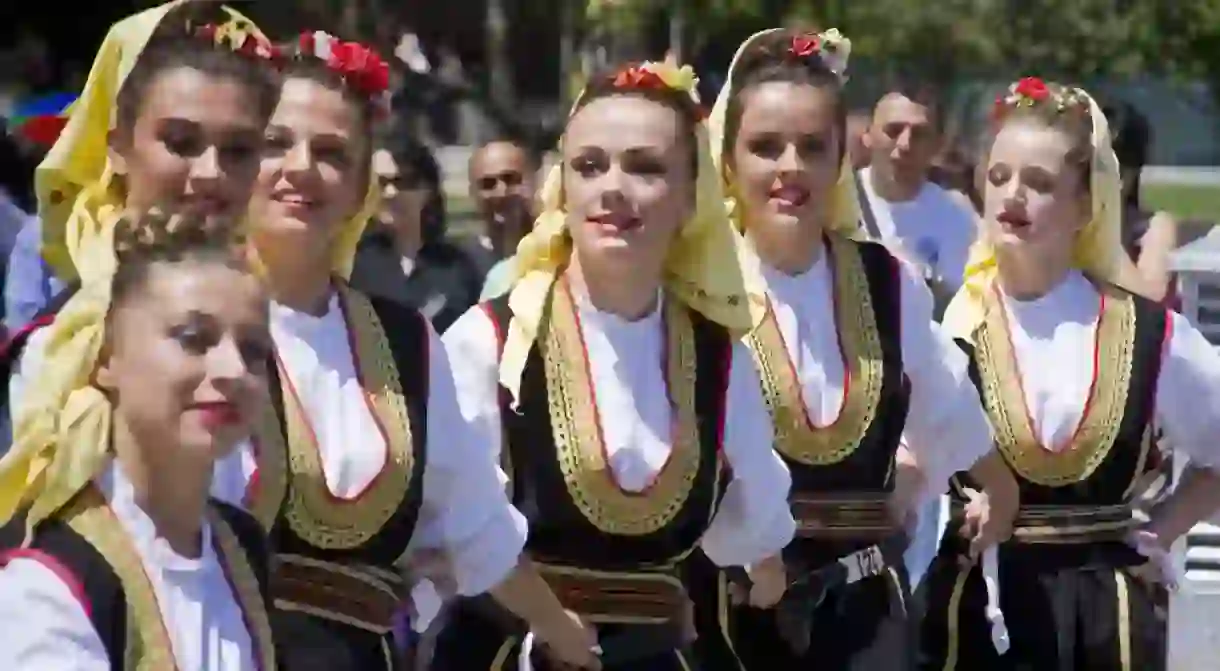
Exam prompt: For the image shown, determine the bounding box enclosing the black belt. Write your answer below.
[727,533,910,654]
[1011,503,1139,544]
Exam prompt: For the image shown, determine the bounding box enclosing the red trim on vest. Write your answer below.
[0,313,54,360]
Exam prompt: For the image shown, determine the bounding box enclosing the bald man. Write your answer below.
[468,139,538,265]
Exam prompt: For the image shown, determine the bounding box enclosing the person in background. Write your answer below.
[855,83,982,600]
[350,133,482,333]
[4,218,63,332]
[466,137,538,287]
[1106,100,1180,305]
[858,83,977,307]
[846,108,872,171]
[1,124,57,331]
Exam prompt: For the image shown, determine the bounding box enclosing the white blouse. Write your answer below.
[759,242,995,507]
[442,293,796,568]
[0,462,258,671]
[209,293,527,598]
[999,271,1220,468]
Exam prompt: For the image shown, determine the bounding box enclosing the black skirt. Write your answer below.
[430,600,697,671]
[918,537,1165,671]
[689,541,915,671]
[273,609,405,671]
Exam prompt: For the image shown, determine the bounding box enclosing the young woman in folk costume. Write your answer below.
[918,78,1220,671]
[432,60,796,671]
[4,0,279,420]
[230,31,598,671]
[0,210,278,670]
[693,28,1021,670]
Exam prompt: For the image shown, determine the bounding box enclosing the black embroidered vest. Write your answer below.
[247,286,429,570]
[748,237,910,495]
[952,284,1168,507]
[483,294,732,569]
[0,496,274,670]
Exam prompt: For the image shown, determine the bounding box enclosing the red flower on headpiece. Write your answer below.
[789,35,821,58]
[613,66,666,90]
[1014,77,1049,102]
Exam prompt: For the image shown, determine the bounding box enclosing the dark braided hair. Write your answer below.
[115,3,279,136]
[111,209,249,308]
[722,29,848,163]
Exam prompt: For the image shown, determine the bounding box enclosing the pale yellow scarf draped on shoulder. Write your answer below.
[705,27,865,323]
[498,68,755,406]
[0,206,120,542]
[940,89,1141,343]
[36,0,264,281]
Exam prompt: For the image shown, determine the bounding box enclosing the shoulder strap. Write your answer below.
[854,170,883,240]
[208,500,278,671]
[210,500,271,591]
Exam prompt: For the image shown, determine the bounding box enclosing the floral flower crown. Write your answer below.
[785,28,851,82]
[608,61,706,119]
[992,77,1090,124]
[293,31,392,116]
[190,16,278,61]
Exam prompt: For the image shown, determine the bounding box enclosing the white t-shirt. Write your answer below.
[856,167,978,291]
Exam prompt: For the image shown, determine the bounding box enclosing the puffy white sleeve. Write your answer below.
[894,256,995,506]
[698,341,796,567]
[0,555,110,670]
[1155,311,1220,471]
[409,315,526,597]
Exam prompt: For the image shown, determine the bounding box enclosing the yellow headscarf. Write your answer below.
[705,27,864,323]
[941,82,1140,342]
[499,60,755,405]
[1,0,267,542]
[706,27,863,241]
[36,0,266,280]
[0,203,121,542]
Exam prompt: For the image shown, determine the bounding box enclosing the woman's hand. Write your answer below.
[399,548,457,597]
[959,486,1017,565]
[536,610,602,670]
[748,554,788,608]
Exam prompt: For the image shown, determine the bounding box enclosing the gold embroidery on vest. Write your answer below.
[63,490,176,671]
[975,283,1134,486]
[210,509,277,671]
[248,400,289,533]
[544,281,702,535]
[746,235,884,465]
[280,284,416,548]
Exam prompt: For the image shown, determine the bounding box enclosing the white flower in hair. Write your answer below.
[816,29,851,81]
[312,31,333,61]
